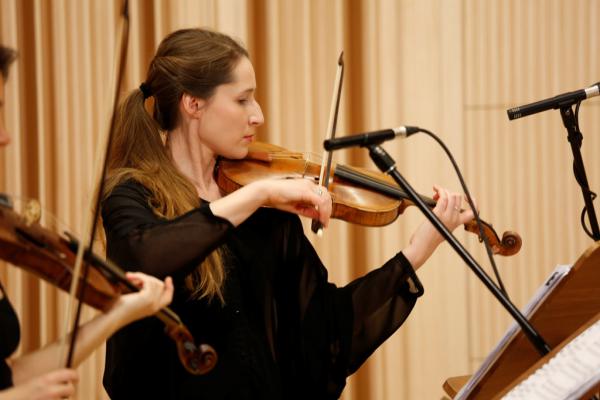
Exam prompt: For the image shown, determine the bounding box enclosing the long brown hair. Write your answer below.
[104,28,249,303]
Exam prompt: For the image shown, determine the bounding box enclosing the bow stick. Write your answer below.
[60,0,131,368]
[311,51,345,235]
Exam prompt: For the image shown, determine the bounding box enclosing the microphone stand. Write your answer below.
[366,144,551,357]
[559,106,600,240]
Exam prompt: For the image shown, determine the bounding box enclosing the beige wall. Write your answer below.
[1,0,598,398]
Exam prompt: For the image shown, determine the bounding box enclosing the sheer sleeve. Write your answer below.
[277,214,421,398]
[101,180,233,279]
[343,251,420,372]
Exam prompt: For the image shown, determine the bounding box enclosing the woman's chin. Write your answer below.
[221,146,249,160]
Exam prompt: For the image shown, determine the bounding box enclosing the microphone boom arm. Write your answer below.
[367,144,552,357]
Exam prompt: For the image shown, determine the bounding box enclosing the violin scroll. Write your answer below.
[163,322,218,375]
[464,220,522,257]
[499,231,522,256]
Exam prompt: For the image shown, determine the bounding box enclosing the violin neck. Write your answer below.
[334,164,436,207]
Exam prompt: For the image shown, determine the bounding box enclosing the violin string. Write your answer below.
[252,150,324,164]
[264,152,306,159]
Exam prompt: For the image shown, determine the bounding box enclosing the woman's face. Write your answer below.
[0,76,10,147]
[196,57,264,159]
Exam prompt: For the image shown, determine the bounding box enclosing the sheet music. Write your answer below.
[455,264,573,399]
[501,318,600,400]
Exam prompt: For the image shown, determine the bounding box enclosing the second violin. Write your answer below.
[0,196,217,375]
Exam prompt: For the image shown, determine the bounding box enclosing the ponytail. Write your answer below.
[104,88,226,303]
[103,28,248,304]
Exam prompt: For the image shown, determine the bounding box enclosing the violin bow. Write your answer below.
[60,0,131,368]
[311,51,345,235]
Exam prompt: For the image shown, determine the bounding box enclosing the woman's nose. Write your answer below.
[249,102,264,126]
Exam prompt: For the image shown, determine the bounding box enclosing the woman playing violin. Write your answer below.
[101,28,474,400]
[0,45,175,400]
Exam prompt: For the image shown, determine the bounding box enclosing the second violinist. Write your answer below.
[0,45,174,400]
[100,28,474,400]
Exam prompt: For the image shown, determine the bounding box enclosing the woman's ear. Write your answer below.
[180,93,205,119]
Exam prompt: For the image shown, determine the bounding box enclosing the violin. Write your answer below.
[217,141,522,257]
[0,194,217,375]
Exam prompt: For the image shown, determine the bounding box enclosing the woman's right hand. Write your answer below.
[0,368,78,400]
[210,178,332,228]
[258,179,332,227]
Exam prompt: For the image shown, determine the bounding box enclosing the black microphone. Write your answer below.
[507,82,600,120]
[323,126,420,151]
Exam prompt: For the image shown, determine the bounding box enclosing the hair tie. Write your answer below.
[139,82,152,99]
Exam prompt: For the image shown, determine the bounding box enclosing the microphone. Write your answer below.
[323,126,420,151]
[507,82,600,120]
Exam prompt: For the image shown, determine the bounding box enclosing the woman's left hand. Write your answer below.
[110,272,174,327]
[402,185,475,269]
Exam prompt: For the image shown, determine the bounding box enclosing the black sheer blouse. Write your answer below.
[0,280,20,389]
[101,180,421,400]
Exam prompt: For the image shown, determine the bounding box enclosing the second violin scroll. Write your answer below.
[216,141,522,257]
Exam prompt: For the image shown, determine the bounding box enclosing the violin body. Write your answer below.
[217,141,522,257]
[218,142,407,226]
